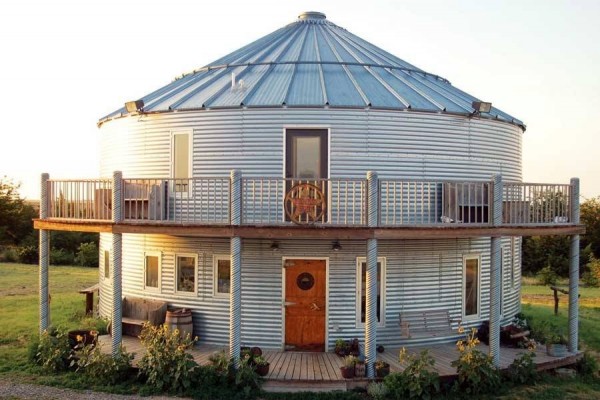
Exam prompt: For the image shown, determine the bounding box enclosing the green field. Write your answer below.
[1,263,599,398]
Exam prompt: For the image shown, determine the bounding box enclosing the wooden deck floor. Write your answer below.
[98,335,580,390]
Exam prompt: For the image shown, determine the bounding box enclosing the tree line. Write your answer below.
[0,177,99,266]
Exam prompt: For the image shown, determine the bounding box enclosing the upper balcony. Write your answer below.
[34,173,584,239]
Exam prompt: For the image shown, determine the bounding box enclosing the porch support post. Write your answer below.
[568,178,580,353]
[111,171,123,357]
[39,173,50,334]
[230,169,242,368]
[489,174,503,366]
[365,171,379,378]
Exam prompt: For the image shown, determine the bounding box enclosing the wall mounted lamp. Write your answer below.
[332,241,342,251]
[125,99,144,113]
[471,101,492,114]
[270,242,280,252]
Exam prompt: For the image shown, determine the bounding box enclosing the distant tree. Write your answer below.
[581,196,600,258]
[0,177,36,246]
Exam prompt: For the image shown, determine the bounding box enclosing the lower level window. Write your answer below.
[176,254,197,293]
[144,253,160,290]
[356,257,385,327]
[214,256,230,297]
[463,255,481,319]
[104,250,110,279]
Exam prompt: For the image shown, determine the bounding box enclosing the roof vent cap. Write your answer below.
[298,11,326,20]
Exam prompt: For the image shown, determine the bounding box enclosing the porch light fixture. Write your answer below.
[332,241,342,251]
[125,99,144,113]
[471,101,492,114]
[270,242,280,252]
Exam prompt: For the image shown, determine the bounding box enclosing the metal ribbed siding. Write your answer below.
[100,108,522,182]
[98,235,522,349]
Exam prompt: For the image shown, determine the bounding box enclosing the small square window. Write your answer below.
[176,255,196,294]
[214,256,230,297]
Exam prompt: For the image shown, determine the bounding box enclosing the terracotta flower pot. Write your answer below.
[256,362,270,376]
[376,364,390,378]
[340,366,355,379]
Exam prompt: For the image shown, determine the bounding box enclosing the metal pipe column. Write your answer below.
[111,171,123,357]
[230,170,242,367]
[39,173,50,334]
[489,174,503,366]
[569,178,580,353]
[365,171,379,378]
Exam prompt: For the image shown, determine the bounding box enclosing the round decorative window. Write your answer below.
[296,272,315,290]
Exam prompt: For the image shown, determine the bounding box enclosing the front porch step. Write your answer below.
[262,380,348,393]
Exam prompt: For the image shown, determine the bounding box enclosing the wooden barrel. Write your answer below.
[165,309,193,338]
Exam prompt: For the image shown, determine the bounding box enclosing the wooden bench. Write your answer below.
[121,297,167,336]
[399,310,459,339]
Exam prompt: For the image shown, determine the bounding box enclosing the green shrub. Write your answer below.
[384,348,439,399]
[451,328,501,395]
[576,351,599,377]
[367,381,389,400]
[138,322,198,393]
[18,245,39,264]
[50,248,75,265]
[73,342,134,385]
[75,242,99,267]
[537,266,558,286]
[0,246,19,262]
[582,255,600,287]
[505,351,538,384]
[34,328,72,373]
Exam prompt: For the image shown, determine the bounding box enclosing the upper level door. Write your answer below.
[285,129,328,223]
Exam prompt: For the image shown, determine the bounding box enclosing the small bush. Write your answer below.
[50,248,75,265]
[537,266,558,286]
[451,328,501,395]
[582,255,600,287]
[18,245,39,264]
[384,348,440,399]
[73,342,134,385]
[0,246,19,262]
[138,322,198,393]
[34,328,72,373]
[75,242,99,267]
[576,351,599,377]
[505,351,538,384]
[367,381,389,400]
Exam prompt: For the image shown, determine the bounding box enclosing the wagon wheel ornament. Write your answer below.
[285,183,326,224]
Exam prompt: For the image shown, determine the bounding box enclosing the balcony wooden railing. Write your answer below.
[44,174,578,229]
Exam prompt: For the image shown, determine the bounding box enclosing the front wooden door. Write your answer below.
[284,259,326,351]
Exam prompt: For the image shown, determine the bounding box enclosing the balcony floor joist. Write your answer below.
[34,219,585,239]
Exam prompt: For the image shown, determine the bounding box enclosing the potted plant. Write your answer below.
[546,332,568,357]
[375,360,390,378]
[334,338,349,357]
[354,359,366,378]
[254,355,270,376]
[340,355,358,379]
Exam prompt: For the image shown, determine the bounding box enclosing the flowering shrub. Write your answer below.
[138,322,198,393]
[451,327,501,395]
[73,341,134,385]
[384,349,439,400]
[35,328,71,373]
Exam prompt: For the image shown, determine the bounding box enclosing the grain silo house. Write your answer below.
[36,11,584,378]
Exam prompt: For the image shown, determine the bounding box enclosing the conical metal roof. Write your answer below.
[102,11,523,128]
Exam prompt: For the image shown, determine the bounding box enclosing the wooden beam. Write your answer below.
[34,219,113,233]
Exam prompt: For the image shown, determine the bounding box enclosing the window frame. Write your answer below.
[103,250,110,280]
[175,253,197,295]
[462,254,481,321]
[355,257,386,328]
[171,131,192,196]
[144,252,161,292]
[213,254,231,298]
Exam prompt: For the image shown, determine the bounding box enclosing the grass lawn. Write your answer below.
[0,263,100,375]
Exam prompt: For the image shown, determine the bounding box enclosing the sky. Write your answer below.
[1,0,599,200]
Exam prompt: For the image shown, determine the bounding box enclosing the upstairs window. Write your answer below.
[172,132,191,193]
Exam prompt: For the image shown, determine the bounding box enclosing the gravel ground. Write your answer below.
[0,380,185,400]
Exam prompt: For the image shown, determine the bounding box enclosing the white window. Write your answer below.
[214,255,230,297]
[175,254,197,294]
[356,257,386,327]
[463,255,481,320]
[104,250,110,279]
[144,252,161,291]
[510,237,516,289]
[172,132,191,193]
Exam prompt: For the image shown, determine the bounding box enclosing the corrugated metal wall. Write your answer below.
[98,235,522,349]
[98,107,523,349]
